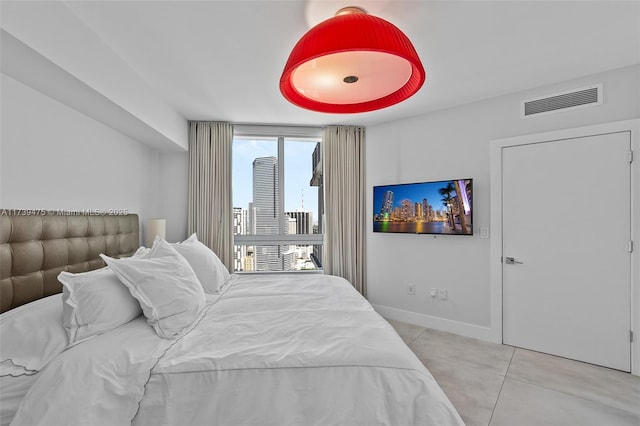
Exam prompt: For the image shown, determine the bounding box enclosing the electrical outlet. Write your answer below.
[407,283,415,295]
[438,289,448,300]
[429,288,437,298]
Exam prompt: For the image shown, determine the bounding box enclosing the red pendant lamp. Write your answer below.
[280,6,426,114]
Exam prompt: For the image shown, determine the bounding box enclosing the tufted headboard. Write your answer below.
[0,211,139,313]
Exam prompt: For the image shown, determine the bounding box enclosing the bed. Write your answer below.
[0,211,464,425]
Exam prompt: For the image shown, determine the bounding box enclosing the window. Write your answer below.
[232,126,323,272]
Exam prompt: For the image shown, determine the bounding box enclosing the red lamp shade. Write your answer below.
[280,7,426,114]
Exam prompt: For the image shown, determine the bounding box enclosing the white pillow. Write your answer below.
[100,247,206,339]
[59,267,142,345]
[171,233,230,293]
[133,245,151,258]
[0,295,67,376]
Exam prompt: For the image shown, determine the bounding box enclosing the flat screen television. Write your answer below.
[373,179,473,235]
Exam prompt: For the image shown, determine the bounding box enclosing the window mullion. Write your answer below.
[277,136,285,236]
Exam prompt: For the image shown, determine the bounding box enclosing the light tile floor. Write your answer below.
[387,319,640,426]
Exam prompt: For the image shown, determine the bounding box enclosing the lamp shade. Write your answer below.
[280,7,426,113]
[146,218,166,247]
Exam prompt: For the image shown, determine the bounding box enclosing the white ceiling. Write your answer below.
[9,1,640,129]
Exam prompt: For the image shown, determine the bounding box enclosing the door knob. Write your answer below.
[505,257,523,264]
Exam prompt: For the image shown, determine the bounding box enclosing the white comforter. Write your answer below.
[12,274,464,426]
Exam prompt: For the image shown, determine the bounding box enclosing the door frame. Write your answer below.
[489,118,640,376]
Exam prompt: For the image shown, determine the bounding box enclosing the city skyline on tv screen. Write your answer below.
[373,179,473,235]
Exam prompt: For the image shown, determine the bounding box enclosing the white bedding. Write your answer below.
[9,274,464,426]
[0,374,37,426]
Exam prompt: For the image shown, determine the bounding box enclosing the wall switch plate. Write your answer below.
[480,227,489,239]
[407,283,415,295]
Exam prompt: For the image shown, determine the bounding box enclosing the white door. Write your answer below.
[502,131,631,371]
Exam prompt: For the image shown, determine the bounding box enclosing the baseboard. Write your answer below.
[372,304,499,343]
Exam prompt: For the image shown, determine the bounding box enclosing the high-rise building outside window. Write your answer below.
[232,125,323,272]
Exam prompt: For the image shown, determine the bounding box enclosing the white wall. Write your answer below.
[158,152,189,243]
[367,64,640,339]
[0,74,155,240]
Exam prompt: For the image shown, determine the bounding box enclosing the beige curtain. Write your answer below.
[188,121,234,270]
[323,125,366,295]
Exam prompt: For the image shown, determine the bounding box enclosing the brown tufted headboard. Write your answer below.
[0,211,139,313]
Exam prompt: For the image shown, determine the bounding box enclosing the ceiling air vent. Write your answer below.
[522,84,602,118]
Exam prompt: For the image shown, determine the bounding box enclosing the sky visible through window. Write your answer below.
[232,138,319,224]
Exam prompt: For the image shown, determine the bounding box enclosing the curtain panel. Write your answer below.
[323,125,367,295]
[188,121,234,271]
